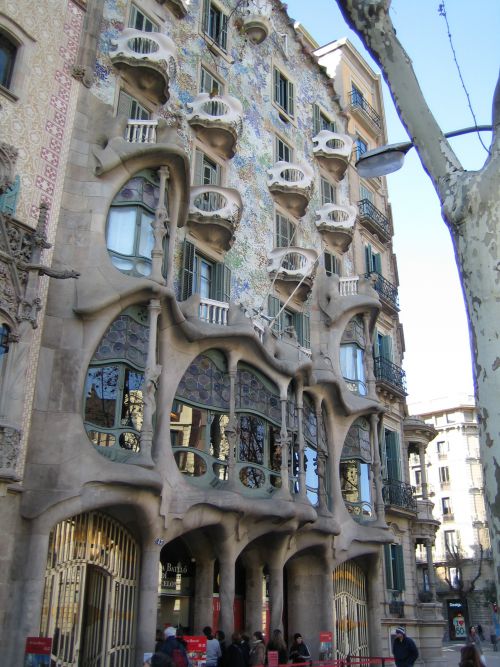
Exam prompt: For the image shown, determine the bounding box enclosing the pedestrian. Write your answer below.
[289,633,311,664]
[477,625,485,641]
[392,627,419,667]
[144,653,172,667]
[240,633,251,666]
[468,626,482,653]
[158,627,189,667]
[227,632,246,667]
[460,645,482,667]
[267,629,288,664]
[203,626,222,667]
[217,629,228,667]
[249,631,266,666]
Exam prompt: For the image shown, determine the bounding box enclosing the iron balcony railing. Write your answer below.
[349,90,382,129]
[374,356,407,394]
[366,271,399,310]
[388,599,405,617]
[357,198,391,239]
[383,479,417,513]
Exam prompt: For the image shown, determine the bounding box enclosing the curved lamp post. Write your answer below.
[355,125,493,178]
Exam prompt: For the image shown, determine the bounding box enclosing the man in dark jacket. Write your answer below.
[392,627,419,667]
[159,626,189,667]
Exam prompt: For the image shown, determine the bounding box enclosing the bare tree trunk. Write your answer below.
[336,0,500,595]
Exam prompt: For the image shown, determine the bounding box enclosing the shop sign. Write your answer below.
[185,635,207,667]
[319,632,333,661]
[25,637,52,666]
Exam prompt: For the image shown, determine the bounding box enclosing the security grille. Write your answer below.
[333,560,369,658]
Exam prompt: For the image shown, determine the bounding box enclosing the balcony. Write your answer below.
[188,186,242,251]
[110,29,176,104]
[187,93,243,158]
[374,356,407,396]
[357,198,391,241]
[267,161,314,217]
[366,271,399,312]
[383,480,417,513]
[125,119,158,144]
[315,203,357,252]
[388,600,405,617]
[239,0,272,44]
[312,131,353,179]
[267,247,318,299]
[199,297,229,326]
[349,90,382,133]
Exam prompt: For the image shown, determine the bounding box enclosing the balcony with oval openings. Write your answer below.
[312,131,353,180]
[267,247,318,299]
[188,186,242,251]
[187,93,243,159]
[315,203,357,252]
[110,29,176,104]
[267,161,314,218]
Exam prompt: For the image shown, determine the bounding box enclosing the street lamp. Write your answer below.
[355,125,493,178]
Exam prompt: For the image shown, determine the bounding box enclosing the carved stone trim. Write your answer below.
[0,142,19,195]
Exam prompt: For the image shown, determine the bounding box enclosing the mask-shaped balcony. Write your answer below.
[110,29,176,104]
[312,131,353,180]
[267,247,318,299]
[315,203,357,252]
[187,93,243,159]
[188,186,242,251]
[239,0,272,44]
[267,161,314,218]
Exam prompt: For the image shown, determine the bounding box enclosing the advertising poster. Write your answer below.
[319,631,333,661]
[185,635,207,666]
[24,637,52,667]
[268,650,279,667]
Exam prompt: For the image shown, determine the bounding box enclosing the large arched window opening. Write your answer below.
[106,170,167,277]
[83,305,149,459]
[303,393,319,505]
[340,417,373,520]
[340,316,366,396]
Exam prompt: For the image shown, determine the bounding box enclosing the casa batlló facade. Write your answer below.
[0,0,445,664]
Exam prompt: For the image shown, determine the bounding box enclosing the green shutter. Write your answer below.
[181,240,195,300]
[288,80,294,116]
[213,263,231,302]
[268,295,282,335]
[194,150,204,186]
[365,245,372,273]
[380,334,392,361]
[220,12,228,51]
[385,429,401,481]
[373,251,382,274]
[274,68,279,105]
[394,544,405,591]
[117,90,133,117]
[384,544,393,590]
[313,103,321,135]
[202,0,210,33]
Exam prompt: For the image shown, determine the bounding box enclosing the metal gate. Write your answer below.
[40,511,139,666]
[333,560,369,658]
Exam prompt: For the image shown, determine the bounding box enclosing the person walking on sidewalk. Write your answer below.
[392,627,419,667]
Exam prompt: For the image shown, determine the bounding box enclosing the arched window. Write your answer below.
[0,31,17,89]
[106,170,167,277]
[303,393,319,505]
[340,316,366,396]
[340,417,373,520]
[83,306,149,458]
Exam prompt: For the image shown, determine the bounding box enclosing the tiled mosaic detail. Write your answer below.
[236,366,281,424]
[176,353,231,410]
[93,314,149,367]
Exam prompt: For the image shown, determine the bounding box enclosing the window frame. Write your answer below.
[200,64,224,96]
[275,135,294,163]
[272,65,295,121]
[324,250,341,277]
[181,240,231,303]
[267,295,310,349]
[116,89,151,120]
[384,543,405,593]
[313,103,336,135]
[0,20,34,102]
[128,4,159,32]
[193,148,223,186]
[275,211,296,248]
[0,31,17,90]
[320,177,336,205]
[355,135,368,161]
[202,0,229,53]
[439,466,450,483]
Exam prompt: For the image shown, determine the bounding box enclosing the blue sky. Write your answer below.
[285,0,499,405]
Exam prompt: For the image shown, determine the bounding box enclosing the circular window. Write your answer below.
[128,37,159,55]
[239,466,265,489]
[174,450,207,477]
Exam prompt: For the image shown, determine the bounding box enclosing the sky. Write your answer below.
[284,0,499,406]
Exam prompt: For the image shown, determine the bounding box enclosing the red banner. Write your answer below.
[25,637,52,655]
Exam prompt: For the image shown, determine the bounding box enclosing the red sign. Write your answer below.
[319,632,332,642]
[185,636,207,653]
[268,650,279,667]
[25,637,52,655]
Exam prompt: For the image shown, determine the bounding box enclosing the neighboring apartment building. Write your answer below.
[409,395,494,640]
[0,1,443,664]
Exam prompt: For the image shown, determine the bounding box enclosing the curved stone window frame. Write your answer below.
[340,417,373,520]
[302,393,319,505]
[105,169,167,278]
[340,343,366,396]
[83,306,149,460]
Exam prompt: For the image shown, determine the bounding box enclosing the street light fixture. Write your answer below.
[355,125,493,178]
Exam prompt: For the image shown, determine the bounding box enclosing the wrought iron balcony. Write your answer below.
[349,90,382,131]
[357,198,391,241]
[374,356,407,395]
[383,479,417,513]
[366,271,399,311]
[388,600,405,617]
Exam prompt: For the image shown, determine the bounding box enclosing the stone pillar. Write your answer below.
[243,555,263,635]
[136,544,161,663]
[418,443,429,499]
[166,170,180,291]
[425,539,437,599]
[151,166,169,284]
[194,557,215,633]
[363,312,376,399]
[370,413,386,525]
[225,359,237,489]
[321,555,334,639]
[268,563,284,632]
[296,384,306,499]
[277,396,291,499]
[139,298,161,467]
[366,550,384,656]
[316,401,328,512]
[218,547,236,637]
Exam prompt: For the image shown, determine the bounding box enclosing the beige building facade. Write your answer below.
[0,1,444,665]
[410,396,494,639]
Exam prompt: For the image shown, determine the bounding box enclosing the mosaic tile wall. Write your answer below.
[92,0,355,312]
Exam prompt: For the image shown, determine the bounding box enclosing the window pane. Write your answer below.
[138,211,154,257]
[239,415,264,464]
[305,445,318,502]
[107,208,137,255]
[85,366,119,427]
[0,34,16,88]
[121,369,144,431]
